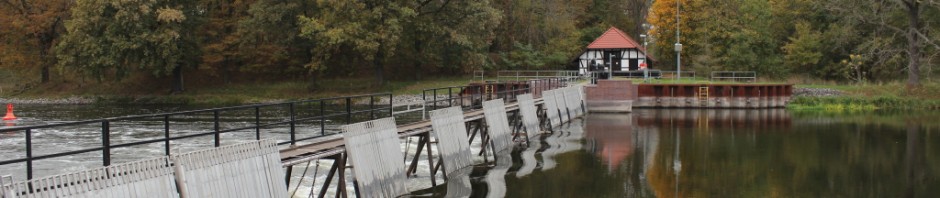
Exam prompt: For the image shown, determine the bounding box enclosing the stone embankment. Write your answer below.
[792,88,843,97]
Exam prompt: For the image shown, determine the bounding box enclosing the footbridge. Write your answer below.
[0,76,587,197]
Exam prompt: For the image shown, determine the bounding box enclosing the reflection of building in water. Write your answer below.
[583,113,659,197]
[634,109,791,130]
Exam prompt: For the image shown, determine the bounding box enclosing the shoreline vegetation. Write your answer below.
[2,77,939,111]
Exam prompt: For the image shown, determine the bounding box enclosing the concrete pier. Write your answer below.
[586,81,793,109]
[584,80,636,113]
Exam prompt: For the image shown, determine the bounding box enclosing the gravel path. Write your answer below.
[793,87,843,97]
[0,97,94,105]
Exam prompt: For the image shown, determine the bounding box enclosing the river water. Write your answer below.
[2,104,939,197]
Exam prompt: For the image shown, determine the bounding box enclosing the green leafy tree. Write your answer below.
[822,0,940,87]
[782,22,823,76]
[55,0,203,93]
[299,0,416,87]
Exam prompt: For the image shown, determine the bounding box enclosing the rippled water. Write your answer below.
[0,103,419,181]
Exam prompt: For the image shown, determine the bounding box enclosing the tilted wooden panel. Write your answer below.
[483,99,514,153]
[341,118,407,198]
[516,94,541,139]
[2,157,177,198]
[428,107,473,175]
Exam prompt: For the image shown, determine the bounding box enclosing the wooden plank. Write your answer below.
[279,98,541,164]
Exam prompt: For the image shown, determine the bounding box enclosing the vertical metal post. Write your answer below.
[213,111,220,147]
[389,93,393,117]
[320,101,326,136]
[345,98,352,124]
[448,88,453,107]
[289,103,296,145]
[433,89,437,111]
[369,96,375,119]
[102,121,111,166]
[25,129,33,180]
[164,115,171,156]
[255,106,261,140]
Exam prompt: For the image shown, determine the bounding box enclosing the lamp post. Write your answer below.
[608,53,614,80]
[675,0,682,80]
[640,33,649,81]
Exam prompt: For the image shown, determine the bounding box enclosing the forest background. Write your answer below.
[1,0,938,97]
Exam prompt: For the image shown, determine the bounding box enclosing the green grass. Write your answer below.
[787,81,940,112]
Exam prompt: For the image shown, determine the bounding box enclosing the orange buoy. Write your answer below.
[3,103,16,120]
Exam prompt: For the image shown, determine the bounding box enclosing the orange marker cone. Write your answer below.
[3,103,16,120]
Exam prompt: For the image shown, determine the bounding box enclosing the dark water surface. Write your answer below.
[413,109,940,198]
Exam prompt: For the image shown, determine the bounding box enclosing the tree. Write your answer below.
[398,0,501,79]
[782,22,823,75]
[55,0,203,93]
[299,0,416,87]
[823,0,940,87]
[0,0,71,83]
[237,0,314,82]
[198,0,255,84]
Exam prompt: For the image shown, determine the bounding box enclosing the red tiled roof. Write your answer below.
[586,27,653,60]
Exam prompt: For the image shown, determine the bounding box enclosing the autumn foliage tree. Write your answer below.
[0,0,71,83]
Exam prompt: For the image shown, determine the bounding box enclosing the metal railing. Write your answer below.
[421,78,569,115]
[711,71,757,81]
[610,70,663,78]
[661,71,696,80]
[496,70,579,82]
[0,93,393,180]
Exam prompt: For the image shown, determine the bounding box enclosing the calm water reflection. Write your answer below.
[415,109,940,197]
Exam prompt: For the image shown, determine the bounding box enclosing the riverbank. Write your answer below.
[788,82,940,111]
[0,77,472,106]
[4,77,939,111]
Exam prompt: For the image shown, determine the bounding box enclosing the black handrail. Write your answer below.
[0,92,393,180]
[421,78,569,113]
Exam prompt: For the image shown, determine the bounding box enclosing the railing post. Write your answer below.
[320,101,326,136]
[25,129,33,180]
[164,115,171,156]
[389,93,393,117]
[289,103,296,145]
[346,97,352,124]
[448,88,453,107]
[433,89,437,111]
[213,111,220,147]
[255,106,261,140]
[369,95,375,119]
[102,121,110,166]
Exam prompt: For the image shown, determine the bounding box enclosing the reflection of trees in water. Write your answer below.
[646,111,940,197]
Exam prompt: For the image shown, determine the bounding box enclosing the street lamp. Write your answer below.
[675,0,682,80]
[608,53,614,80]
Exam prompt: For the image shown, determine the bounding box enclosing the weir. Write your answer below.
[0,74,587,197]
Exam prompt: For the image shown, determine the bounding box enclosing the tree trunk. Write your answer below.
[171,65,184,93]
[374,42,386,87]
[905,0,921,89]
[413,31,423,81]
[307,73,319,91]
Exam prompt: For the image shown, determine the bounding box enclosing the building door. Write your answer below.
[629,59,639,71]
[604,51,621,72]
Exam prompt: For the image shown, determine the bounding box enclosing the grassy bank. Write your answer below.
[2,76,475,105]
[788,81,940,111]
